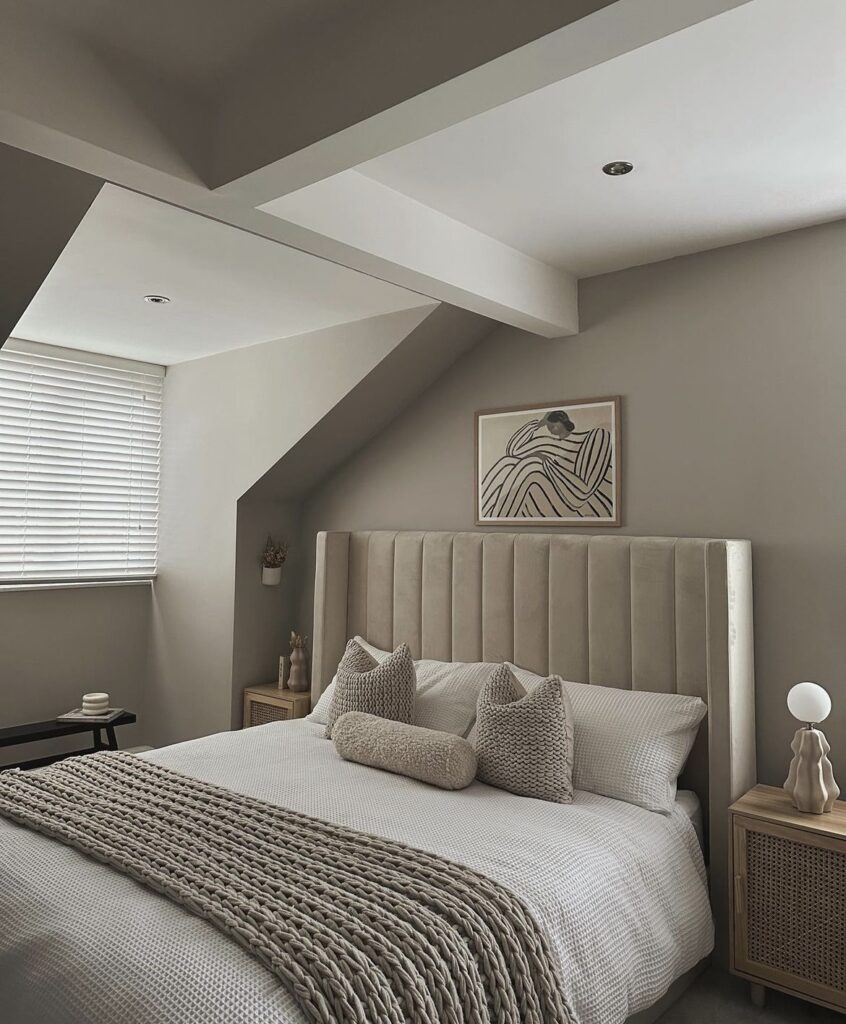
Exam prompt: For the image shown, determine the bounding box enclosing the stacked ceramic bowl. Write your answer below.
[82,692,109,716]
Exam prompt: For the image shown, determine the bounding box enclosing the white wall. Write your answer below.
[147,305,435,746]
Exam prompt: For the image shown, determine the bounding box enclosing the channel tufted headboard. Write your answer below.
[311,530,755,962]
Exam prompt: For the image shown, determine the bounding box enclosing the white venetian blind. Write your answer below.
[0,339,163,583]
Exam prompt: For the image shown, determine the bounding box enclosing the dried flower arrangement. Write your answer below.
[261,536,289,569]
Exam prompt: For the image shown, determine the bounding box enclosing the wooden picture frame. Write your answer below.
[475,396,622,527]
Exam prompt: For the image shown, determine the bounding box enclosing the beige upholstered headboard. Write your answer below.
[311,530,755,961]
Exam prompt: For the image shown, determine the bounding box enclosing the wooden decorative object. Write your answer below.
[242,685,310,729]
[730,784,846,1013]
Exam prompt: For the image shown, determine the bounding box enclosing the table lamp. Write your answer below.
[784,681,839,813]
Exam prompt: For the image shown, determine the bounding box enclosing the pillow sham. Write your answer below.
[324,640,415,738]
[307,637,493,737]
[506,663,707,814]
[332,711,477,790]
[307,678,336,725]
[475,665,574,804]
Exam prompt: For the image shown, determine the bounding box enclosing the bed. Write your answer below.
[0,531,756,1024]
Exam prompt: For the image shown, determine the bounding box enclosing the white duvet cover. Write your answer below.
[0,720,713,1024]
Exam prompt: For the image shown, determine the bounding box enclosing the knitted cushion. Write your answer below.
[309,638,493,737]
[475,665,574,804]
[504,663,707,814]
[324,640,415,738]
[333,712,477,790]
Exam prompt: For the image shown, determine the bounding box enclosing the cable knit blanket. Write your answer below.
[0,752,571,1024]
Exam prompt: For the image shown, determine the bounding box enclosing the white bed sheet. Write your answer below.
[0,720,713,1024]
[676,789,704,849]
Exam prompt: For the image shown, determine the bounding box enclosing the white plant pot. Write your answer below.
[262,566,283,586]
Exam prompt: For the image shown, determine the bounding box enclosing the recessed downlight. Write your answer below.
[143,294,171,304]
[602,161,634,176]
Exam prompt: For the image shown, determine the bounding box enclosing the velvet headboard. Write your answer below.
[311,530,755,961]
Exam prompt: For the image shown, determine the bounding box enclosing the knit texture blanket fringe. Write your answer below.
[0,752,572,1024]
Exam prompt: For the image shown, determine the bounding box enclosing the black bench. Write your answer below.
[0,711,137,770]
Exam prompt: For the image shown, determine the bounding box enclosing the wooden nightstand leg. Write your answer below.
[750,983,766,1008]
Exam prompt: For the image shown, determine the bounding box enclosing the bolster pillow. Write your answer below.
[332,711,477,790]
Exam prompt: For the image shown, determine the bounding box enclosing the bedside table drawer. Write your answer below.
[732,813,846,1010]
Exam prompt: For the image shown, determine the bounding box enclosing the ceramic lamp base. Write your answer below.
[784,726,840,813]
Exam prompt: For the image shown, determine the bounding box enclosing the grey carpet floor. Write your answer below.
[663,970,842,1022]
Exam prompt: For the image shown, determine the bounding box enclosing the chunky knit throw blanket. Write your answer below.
[0,752,571,1024]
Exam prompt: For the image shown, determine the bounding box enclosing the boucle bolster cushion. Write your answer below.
[333,711,477,790]
[475,665,574,804]
[324,639,415,738]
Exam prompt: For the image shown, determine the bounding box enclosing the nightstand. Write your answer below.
[242,685,310,729]
[730,784,846,1013]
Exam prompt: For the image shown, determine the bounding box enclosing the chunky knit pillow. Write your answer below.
[505,663,707,814]
[475,664,574,804]
[325,640,415,738]
[308,638,493,737]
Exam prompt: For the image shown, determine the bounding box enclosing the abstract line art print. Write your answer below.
[476,397,621,526]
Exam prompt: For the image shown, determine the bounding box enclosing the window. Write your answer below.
[0,340,163,584]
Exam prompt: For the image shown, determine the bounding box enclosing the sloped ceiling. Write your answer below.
[245,304,493,502]
[13,184,431,364]
[0,143,102,344]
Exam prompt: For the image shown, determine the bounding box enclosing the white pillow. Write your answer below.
[495,663,706,814]
[307,678,337,726]
[306,637,493,738]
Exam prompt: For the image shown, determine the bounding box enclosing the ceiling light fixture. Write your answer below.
[143,294,171,304]
[602,161,634,176]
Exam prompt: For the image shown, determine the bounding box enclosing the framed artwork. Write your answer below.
[476,396,621,527]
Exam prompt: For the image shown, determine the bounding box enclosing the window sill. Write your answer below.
[0,578,155,593]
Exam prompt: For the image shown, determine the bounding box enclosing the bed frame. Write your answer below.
[311,530,756,1009]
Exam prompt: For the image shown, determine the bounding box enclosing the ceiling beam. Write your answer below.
[261,171,578,337]
[214,0,754,206]
[0,112,576,336]
[0,0,753,338]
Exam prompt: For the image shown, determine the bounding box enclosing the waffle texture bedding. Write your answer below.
[0,752,567,1024]
[0,720,713,1024]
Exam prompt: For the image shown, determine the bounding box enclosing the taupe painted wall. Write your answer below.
[232,497,303,726]
[0,147,131,764]
[0,584,149,765]
[301,218,846,787]
[148,305,435,748]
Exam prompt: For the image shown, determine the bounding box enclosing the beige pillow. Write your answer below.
[324,640,415,738]
[332,711,477,790]
[475,664,574,804]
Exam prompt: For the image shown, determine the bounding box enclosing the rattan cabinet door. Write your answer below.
[248,699,290,727]
[732,813,846,1011]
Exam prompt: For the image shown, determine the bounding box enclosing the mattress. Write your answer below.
[0,720,713,1024]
